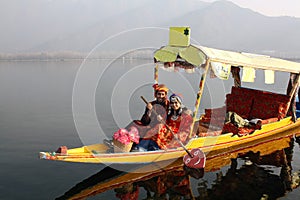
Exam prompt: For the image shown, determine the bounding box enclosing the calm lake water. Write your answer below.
[0,59,300,200]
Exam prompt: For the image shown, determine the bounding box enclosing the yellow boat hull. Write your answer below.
[39,117,300,164]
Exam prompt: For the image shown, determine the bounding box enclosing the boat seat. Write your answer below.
[227,87,290,121]
[197,87,290,137]
[223,87,290,136]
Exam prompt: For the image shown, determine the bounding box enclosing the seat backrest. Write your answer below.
[227,87,290,120]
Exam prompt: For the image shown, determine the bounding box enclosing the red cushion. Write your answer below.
[231,86,258,97]
[198,131,222,137]
[230,87,290,120]
[226,94,253,119]
[197,123,222,137]
[260,117,278,124]
[222,123,256,136]
[278,103,289,119]
[250,98,276,119]
[250,94,289,120]
[222,123,239,135]
[237,127,256,136]
[201,106,226,127]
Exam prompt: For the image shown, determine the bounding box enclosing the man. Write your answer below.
[140,84,169,128]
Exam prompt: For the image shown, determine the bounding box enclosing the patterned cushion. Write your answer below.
[197,123,223,137]
[230,87,290,120]
[260,117,278,124]
[200,106,226,127]
[202,87,290,137]
[222,123,239,135]
[226,94,253,119]
[278,103,289,119]
[231,86,258,97]
[249,93,289,120]
[222,122,256,136]
[198,130,222,137]
[237,127,256,136]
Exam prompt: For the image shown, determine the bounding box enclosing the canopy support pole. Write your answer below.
[286,73,300,122]
[154,63,159,84]
[189,60,210,138]
[231,66,241,87]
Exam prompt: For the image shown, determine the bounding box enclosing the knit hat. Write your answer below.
[169,93,183,104]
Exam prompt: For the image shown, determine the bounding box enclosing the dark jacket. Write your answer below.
[140,99,169,127]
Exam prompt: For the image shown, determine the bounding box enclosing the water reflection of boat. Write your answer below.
[56,134,300,200]
[201,139,300,200]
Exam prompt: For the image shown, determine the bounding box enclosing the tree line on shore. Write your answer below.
[0,50,154,61]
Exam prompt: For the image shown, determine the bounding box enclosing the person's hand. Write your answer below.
[146,103,153,110]
[157,115,163,122]
[160,145,167,150]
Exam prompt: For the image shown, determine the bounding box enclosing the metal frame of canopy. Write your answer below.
[153,31,300,137]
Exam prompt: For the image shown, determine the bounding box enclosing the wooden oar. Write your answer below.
[140,96,205,169]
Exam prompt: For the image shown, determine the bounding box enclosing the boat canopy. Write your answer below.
[154,27,300,131]
[154,44,300,74]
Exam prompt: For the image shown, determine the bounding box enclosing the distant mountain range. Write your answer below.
[1,0,300,58]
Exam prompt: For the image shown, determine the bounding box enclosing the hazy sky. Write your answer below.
[203,0,300,17]
[0,0,299,53]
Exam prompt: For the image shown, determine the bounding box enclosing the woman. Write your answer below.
[157,93,193,149]
[136,93,192,151]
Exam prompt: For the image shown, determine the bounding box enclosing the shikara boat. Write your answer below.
[39,27,300,165]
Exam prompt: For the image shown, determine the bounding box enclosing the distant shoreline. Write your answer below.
[0,57,153,62]
[0,50,154,62]
[0,51,299,62]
